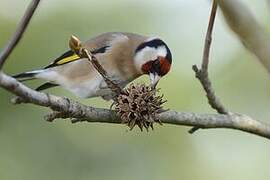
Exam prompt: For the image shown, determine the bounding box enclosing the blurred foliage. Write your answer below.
[1,0,270,180]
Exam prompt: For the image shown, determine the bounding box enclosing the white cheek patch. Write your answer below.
[156,46,167,57]
[134,46,167,72]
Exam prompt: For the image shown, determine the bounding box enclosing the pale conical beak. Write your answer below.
[150,73,161,88]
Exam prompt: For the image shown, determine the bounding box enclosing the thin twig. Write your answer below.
[68,35,123,95]
[81,48,122,95]
[0,0,41,69]
[201,0,218,72]
[190,0,229,133]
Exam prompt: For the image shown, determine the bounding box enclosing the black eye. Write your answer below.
[154,60,160,68]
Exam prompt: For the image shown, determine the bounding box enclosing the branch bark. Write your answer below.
[1,71,270,139]
[191,0,229,133]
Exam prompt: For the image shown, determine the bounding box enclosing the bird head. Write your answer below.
[134,38,172,88]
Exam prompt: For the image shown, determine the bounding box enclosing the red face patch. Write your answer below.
[141,61,153,74]
[159,57,171,76]
[141,57,171,76]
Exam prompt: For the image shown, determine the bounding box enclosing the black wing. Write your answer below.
[45,46,109,69]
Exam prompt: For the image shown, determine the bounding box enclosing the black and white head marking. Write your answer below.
[134,38,172,72]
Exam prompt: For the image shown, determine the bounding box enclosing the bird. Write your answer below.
[13,32,172,100]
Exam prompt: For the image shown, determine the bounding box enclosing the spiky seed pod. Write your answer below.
[115,84,166,131]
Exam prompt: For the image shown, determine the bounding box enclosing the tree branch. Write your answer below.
[1,71,270,139]
[216,0,270,73]
[191,0,229,133]
[0,0,41,69]
[74,111,270,140]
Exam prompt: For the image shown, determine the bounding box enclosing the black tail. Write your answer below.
[12,70,42,82]
[13,70,59,91]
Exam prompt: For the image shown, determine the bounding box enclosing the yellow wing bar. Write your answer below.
[45,45,109,69]
[56,54,80,65]
[45,50,81,69]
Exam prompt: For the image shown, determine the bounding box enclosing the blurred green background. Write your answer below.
[1,0,270,179]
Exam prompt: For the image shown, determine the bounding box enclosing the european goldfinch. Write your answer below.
[13,32,172,100]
